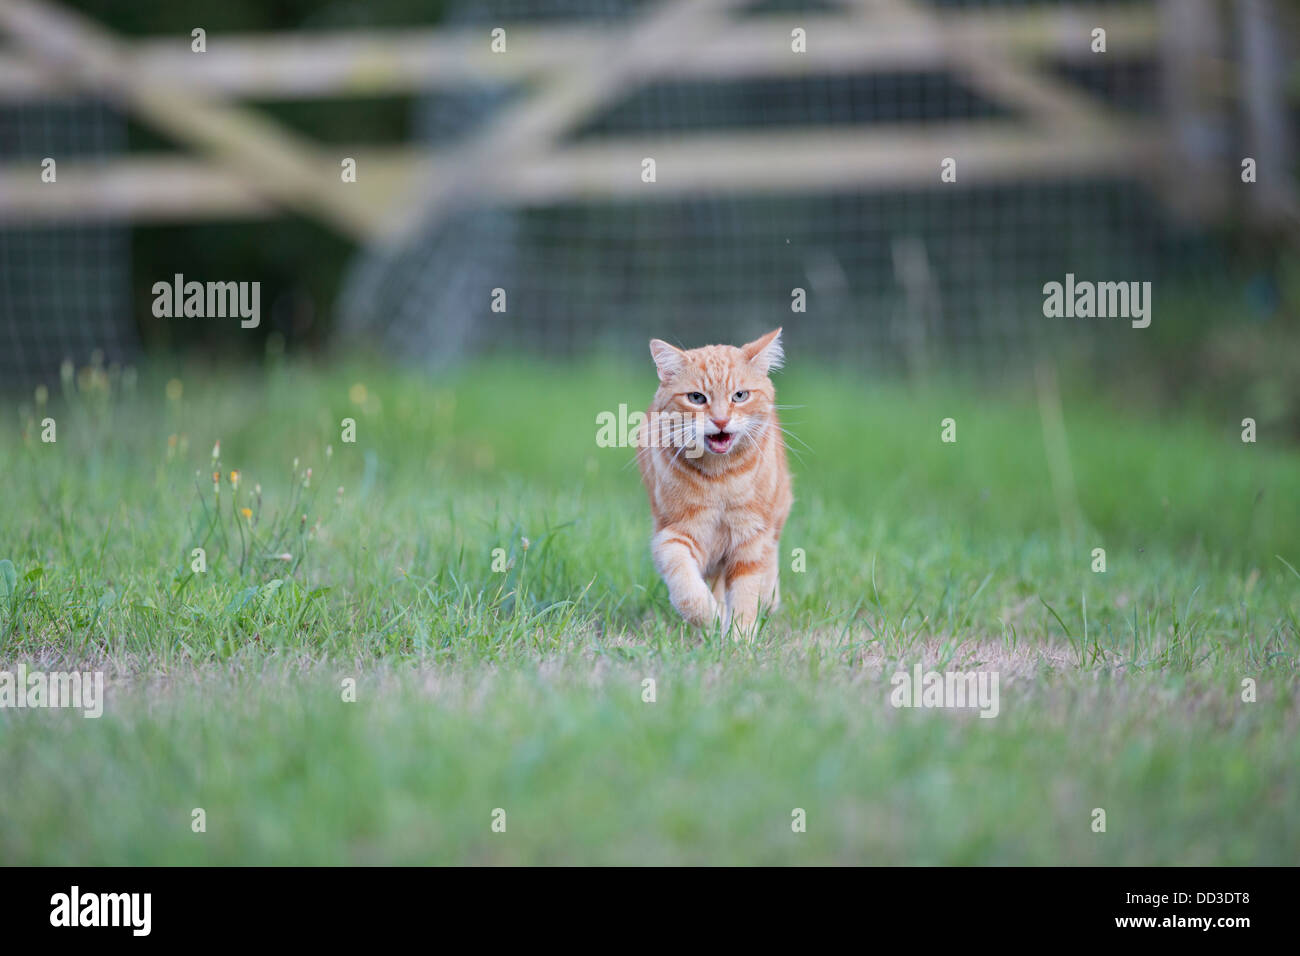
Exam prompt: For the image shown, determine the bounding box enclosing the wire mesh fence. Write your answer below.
[0,97,134,388]
[0,0,1273,387]
[338,0,1232,370]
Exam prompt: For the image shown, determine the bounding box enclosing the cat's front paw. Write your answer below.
[672,590,723,628]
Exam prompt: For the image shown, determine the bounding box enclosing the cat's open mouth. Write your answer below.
[705,432,736,454]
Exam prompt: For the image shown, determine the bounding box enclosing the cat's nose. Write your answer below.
[711,417,730,430]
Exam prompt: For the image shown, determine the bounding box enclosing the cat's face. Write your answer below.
[648,329,784,457]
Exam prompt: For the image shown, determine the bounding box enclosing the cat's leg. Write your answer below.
[762,533,781,611]
[709,571,728,608]
[652,528,721,626]
[725,536,780,638]
[709,572,732,632]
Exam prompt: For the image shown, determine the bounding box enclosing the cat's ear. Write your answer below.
[741,327,784,375]
[649,339,685,384]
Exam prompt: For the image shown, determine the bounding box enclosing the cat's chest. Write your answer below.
[695,503,767,553]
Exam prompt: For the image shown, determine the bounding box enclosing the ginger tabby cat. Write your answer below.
[637,328,792,636]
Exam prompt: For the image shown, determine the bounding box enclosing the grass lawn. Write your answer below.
[2,356,1298,864]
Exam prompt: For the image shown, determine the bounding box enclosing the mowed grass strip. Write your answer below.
[1,662,1296,864]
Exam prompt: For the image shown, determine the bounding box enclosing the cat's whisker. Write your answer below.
[743,419,778,462]
[626,416,708,463]
[666,423,703,465]
[624,445,652,472]
[776,437,809,467]
[754,418,808,466]
[782,444,808,468]
[775,426,812,451]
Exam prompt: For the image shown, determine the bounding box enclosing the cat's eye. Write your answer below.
[685,391,707,405]
[732,390,750,402]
